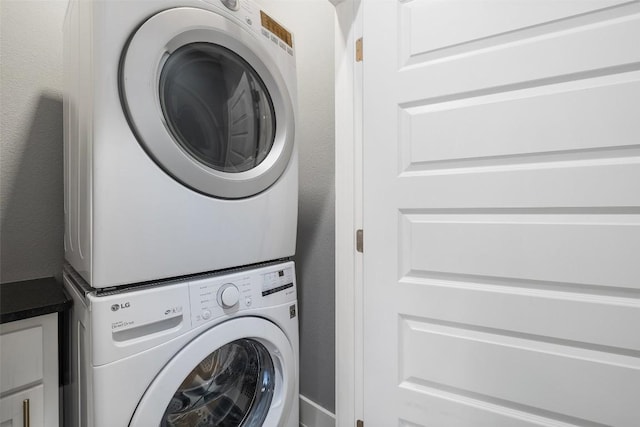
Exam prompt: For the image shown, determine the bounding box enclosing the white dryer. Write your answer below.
[63,0,298,288]
[63,261,299,426]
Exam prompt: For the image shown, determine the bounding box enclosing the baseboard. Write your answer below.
[299,395,336,427]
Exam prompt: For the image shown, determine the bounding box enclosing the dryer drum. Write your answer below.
[159,43,276,174]
[161,338,276,426]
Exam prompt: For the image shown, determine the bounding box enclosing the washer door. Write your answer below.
[130,317,296,426]
[120,7,295,199]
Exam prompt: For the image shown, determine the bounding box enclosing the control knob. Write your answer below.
[220,0,239,11]
[217,283,240,309]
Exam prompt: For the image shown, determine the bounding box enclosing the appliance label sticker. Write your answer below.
[260,11,293,48]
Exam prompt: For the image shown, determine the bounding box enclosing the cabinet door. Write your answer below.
[0,313,59,427]
[0,325,43,394]
[0,385,44,427]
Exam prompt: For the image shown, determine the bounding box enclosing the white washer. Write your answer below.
[63,261,299,427]
[63,0,298,288]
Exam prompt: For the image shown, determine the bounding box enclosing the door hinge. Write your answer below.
[356,37,363,62]
[356,229,363,253]
[357,420,364,427]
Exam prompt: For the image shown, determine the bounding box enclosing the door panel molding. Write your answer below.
[359,0,640,426]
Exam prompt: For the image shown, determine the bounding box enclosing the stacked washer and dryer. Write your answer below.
[62,0,299,425]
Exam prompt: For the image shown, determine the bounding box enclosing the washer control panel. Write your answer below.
[84,261,295,364]
[189,262,296,328]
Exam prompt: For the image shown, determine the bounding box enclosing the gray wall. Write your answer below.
[269,1,336,413]
[1,0,66,283]
[0,0,336,414]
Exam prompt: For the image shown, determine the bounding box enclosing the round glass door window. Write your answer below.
[159,43,276,174]
[161,339,275,426]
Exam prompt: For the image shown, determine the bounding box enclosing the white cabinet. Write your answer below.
[0,386,45,427]
[0,313,59,427]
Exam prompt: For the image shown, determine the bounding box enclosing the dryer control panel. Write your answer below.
[189,262,296,328]
[202,0,295,57]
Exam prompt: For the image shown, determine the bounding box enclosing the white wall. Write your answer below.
[0,0,66,282]
[0,0,336,415]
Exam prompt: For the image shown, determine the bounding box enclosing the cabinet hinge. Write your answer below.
[356,37,363,62]
[356,229,363,253]
[357,420,364,427]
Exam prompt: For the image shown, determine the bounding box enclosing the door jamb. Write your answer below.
[333,0,363,426]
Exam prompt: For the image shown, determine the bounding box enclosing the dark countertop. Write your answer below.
[0,277,71,324]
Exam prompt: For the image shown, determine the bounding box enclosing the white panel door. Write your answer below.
[362,1,640,426]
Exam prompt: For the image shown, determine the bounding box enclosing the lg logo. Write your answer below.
[111,302,131,312]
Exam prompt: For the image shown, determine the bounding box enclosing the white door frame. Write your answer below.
[332,0,363,426]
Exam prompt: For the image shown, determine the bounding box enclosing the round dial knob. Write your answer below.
[221,0,239,11]
[218,284,240,308]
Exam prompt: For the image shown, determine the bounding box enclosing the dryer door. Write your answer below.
[120,7,295,199]
[130,317,296,426]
